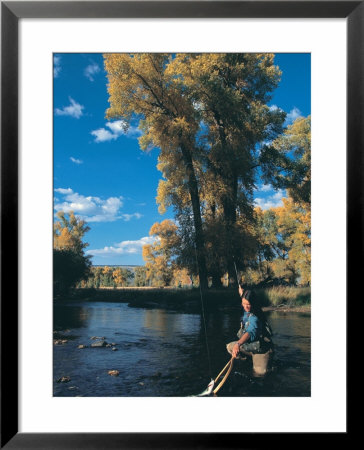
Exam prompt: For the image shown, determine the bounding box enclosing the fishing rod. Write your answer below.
[209,258,242,395]
[233,257,243,289]
[193,245,213,380]
[194,357,234,396]
[194,258,242,397]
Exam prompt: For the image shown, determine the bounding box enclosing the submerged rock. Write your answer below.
[57,376,71,383]
[78,344,87,349]
[54,339,68,345]
[91,336,106,340]
[108,370,119,376]
[91,340,108,348]
[111,347,118,351]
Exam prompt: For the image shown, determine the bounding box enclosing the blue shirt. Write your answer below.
[240,311,262,342]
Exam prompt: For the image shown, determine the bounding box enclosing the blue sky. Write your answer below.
[53,53,311,266]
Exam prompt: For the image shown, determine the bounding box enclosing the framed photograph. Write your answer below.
[2,1,359,448]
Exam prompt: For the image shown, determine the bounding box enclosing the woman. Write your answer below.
[226,286,273,376]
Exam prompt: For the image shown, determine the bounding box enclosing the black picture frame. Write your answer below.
[1,1,358,448]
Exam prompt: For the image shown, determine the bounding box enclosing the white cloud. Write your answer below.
[55,97,84,119]
[54,55,61,78]
[86,236,155,257]
[54,188,143,223]
[121,213,143,221]
[84,62,100,81]
[54,188,121,222]
[91,128,117,143]
[269,105,303,127]
[254,188,286,210]
[269,104,281,112]
[285,107,302,126]
[106,120,127,134]
[54,187,73,195]
[70,157,83,164]
[259,184,273,192]
[272,191,284,201]
[91,120,141,143]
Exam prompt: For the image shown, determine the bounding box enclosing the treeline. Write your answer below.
[77,265,196,289]
[78,266,135,288]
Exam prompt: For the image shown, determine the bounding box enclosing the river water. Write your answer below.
[53,301,310,397]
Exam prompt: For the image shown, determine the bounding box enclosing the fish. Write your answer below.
[196,378,215,397]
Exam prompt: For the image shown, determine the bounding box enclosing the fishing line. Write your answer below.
[194,245,213,380]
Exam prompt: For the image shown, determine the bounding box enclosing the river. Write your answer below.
[53,301,310,397]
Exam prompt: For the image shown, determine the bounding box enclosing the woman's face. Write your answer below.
[242,298,251,313]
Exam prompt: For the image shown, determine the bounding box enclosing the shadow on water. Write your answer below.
[53,301,310,397]
[54,303,90,331]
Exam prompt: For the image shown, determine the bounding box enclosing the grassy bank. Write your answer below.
[56,285,310,312]
[256,286,311,308]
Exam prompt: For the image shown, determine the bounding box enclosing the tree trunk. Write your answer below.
[212,113,240,286]
[211,272,223,288]
[180,142,209,291]
[222,174,238,286]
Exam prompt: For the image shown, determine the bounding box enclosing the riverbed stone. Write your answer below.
[108,370,119,376]
[111,347,118,351]
[54,339,68,345]
[78,344,87,349]
[57,376,71,383]
[91,340,108,347]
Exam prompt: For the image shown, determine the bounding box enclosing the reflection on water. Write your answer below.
[143,309,200,338]
[53,302,310,397]
[54,304,90,330]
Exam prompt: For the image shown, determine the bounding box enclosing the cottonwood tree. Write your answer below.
[275,197,311,285]
[166,53,286,283]
[260,115,311,208]
[245,198,310,286]
[142,219,180,287]
[134,266,148,287]
[112,268,134,287]
[53,211,91,296]
[104,53,208,290]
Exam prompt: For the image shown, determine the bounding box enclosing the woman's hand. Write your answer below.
[232,342,240,358]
